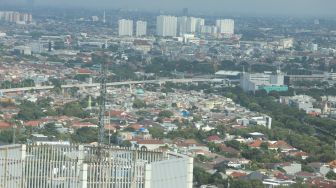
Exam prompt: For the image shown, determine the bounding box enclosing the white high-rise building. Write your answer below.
[118,19,133,36]
[216,19,234,35]
[201,25,217,35]
[187,17,205,34]
[0,11,33,24]
[195,18,205,33]
[178,17,204,35]
[178,16,188,36]
[186,17,197,33]
[136,20,147,37]
[156,15,178,37]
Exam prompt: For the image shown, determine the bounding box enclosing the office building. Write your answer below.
[0,144,193,188]
[240,70,288,93]
[216,19,234,35]
[156,15,178,37]
[118,19,133,36]
[136,20,147,37]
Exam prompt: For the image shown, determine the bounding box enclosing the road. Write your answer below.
[0,78,212,93]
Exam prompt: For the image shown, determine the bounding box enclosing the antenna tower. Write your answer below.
[98,55,108,147]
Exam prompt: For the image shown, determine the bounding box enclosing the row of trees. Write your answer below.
[0,79,35,89]
[218,87,336,162]
[17,99,89,121]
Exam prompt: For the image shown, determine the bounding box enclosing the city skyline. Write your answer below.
[2,0,336,17]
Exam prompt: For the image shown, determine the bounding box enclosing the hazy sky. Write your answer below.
[3,0,336,16]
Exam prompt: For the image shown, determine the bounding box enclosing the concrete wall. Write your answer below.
[145,154,193,188]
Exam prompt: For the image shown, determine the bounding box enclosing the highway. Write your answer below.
[0,78,212,93]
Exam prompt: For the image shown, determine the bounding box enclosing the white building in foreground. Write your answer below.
[0,144,193,188]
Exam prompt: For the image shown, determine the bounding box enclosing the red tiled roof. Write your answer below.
[329,160,336,168]
[269,140,295,150]
[292,151,308,157]
[77,68,92,74]
[0,121,11,129]
[219,144,240,155]
[248,139,263,148]
[207,135,221,142]
[230,172,247,178]
[24,121,41,127]
[72,122,97,128]
[106,110,126,117]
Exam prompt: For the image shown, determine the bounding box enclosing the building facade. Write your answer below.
[216,19,234,35]
[240,70,288,93]
[156,15,178,37]
[136,21,147,37]
[0,144,193,188]
[118,19,133,37]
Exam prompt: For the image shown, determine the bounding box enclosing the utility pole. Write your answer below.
[12,122,16,145]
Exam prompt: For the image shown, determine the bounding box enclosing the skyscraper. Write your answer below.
[118,19,133,36]
[136,20,147,37]
[182,8,189,16]
[156,15,178,37]
[216,19,235,35]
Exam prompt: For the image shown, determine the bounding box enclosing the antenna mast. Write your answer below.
[98,55,108,146]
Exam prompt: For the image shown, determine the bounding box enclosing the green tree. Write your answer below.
[133,99,146,108]
[326,171,336,180]
[17,100,44,120]
[148,127,164,139]
[120,140,132,148]
[158,110,174,118]
[41,123,59,138]
[72,127,98,143]
[61,102,88,118]
[230,179,264,188]
[193,167,211,186]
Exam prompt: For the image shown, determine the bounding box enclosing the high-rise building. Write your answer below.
[136,20,147,37]
[118,19,133,36]
[178,17,204,35]
[186,17,197,33]
[156,15,178,37]
[182,8,189,16]
[195,18,205,33]
[216,19,235,35]
[103,10,106,23]
[92,16,99,22]
[177,16,188,36]
[0,11,32,24]
[201,25,218,35]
